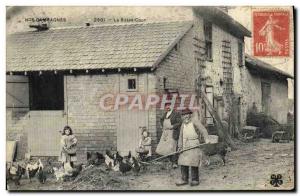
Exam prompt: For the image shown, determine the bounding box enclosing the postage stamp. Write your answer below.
[253,10,290,57]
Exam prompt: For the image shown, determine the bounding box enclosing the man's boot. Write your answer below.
[176,166,189,186]
[190,166,199,186]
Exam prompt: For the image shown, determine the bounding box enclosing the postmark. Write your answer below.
[253,10,290,57]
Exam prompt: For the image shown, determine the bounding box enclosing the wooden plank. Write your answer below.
[6,141,17,162]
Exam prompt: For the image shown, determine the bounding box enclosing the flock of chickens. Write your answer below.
[88,150,141,175]
[6,150,141,187]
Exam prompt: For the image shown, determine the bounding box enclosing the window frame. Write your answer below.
[204,20,213,62]
[127,78,137,92]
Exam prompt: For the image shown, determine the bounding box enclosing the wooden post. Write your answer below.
[200,90,236,148]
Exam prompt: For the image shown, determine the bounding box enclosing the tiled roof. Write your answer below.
[245,54,293,79]
[7,21,192,72]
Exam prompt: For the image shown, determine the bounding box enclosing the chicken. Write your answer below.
[7,163,26,186]
[37,167,47,184]
[118,160,132,175]
[26,159,43,182]
[104,150,115,170]
[44,158,54,174]
[130,156,141,176]
[114,151,123,166]
[117,151,132,175]
[125,151,132,159]
[71,163,83,178]
[53,167,65,181]
[63,163,84,182]
[87,152,105,166]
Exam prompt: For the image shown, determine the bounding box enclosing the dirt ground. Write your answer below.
[7,139,294,191]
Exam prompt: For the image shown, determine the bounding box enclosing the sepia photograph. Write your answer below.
[5,5,295,191]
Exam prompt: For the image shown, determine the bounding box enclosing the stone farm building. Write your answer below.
[6,7,292,161]
[244,54,293,124]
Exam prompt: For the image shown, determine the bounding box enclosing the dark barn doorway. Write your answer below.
[29,74,64,110]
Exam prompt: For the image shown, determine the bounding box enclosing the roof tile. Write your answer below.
[7,21,192,72]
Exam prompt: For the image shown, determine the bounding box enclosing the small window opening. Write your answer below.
[163,77,168,90]
[128,79,136,90]
[204,21,213,61]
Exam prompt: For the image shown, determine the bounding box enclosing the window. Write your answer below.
[238,42,244,66]
[29,74,64,110]
[128,78,136,90]
[163,77,168,90]
[204,21,213,61]
[175,43,180,51]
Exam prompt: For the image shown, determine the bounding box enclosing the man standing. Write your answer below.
[176,109,209,186]
[156,102,182,168]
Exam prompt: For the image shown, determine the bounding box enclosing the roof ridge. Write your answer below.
[7,19,193,72]
[245,54,293,79]
[8,20,193,35]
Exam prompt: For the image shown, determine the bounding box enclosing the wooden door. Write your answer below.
[117,110,148,156]
[26,111,67,156]
[6,76,29,108]
[261,82,271,115]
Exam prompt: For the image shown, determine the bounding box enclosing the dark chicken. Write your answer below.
[114,151,123,166]
[130,156,141,176]
[7,164,26,186]
[87,152,105,166]
[118,160,132,175]
[37,167,47,184]
[117,151,132,175]
[71,163,84,177]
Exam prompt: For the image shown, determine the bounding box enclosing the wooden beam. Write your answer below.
[200,89,236,148]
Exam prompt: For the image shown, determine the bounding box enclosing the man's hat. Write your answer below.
[181,108,193,115]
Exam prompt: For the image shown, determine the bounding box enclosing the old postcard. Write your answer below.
[6,6,295,191]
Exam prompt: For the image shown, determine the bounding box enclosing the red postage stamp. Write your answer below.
[253,10,290,57]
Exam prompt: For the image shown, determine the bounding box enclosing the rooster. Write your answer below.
[124,151,132,160]
[26,159,44,182]
[114,151,123,166]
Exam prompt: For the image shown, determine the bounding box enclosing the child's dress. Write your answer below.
[59,135,78,163]
[139,136,152,156]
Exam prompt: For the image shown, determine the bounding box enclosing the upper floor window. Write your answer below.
[204,21,213,61]
[238,42,244,66]
[128,78,137,91]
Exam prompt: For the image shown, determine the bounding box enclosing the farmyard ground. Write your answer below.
[7,139,294,191]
